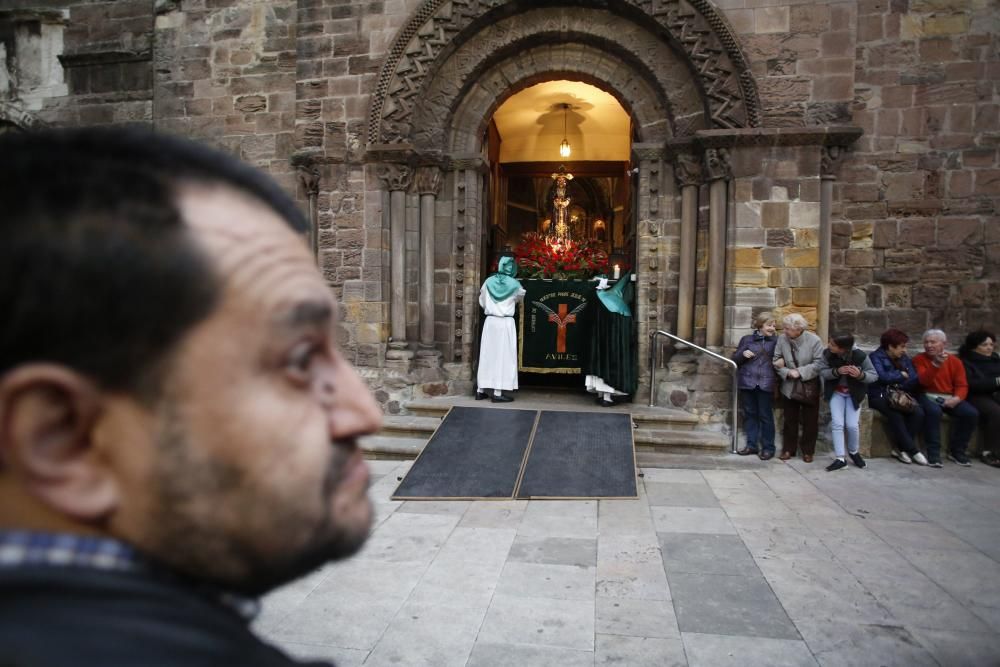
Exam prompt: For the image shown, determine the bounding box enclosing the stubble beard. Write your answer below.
[139,401,373,596]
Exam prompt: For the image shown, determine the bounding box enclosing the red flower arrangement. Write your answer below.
[513,232,610,280]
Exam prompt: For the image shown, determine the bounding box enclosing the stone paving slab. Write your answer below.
[658,532,758,576]
[257,456,1000,666]
[681,632,818,667]
[668,571,801,640]
[507,535,597,567]
[596,634,687,666]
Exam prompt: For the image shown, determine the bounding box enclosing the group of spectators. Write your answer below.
[733,313,1000,471]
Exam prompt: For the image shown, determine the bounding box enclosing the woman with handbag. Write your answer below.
[868,328,927,465]
[819,333,878,471]
[732,312,778,459]
[959,330,1000,463]
[772,313,825,463]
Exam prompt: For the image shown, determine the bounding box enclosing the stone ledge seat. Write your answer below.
[863,409,985,459]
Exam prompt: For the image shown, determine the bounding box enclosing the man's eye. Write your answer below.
[286,342,321,379]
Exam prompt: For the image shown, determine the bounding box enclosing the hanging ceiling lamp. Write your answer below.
[559,103,571,158]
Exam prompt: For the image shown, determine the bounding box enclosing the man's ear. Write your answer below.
[0,364,118,521]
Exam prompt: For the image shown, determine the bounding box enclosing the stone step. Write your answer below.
[359,434,427,460]
[634,428,731,453]
[372,415,443,440]
[404,397,700,431]
[361,416,731,460]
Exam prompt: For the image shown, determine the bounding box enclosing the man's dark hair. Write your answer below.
[831,333,855,351]
[0,126,309,398]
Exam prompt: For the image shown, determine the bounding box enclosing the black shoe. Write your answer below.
[759,451,774,461]
[491,394,513,403]
[848,451,867,469]
[474,390,488,400]
[596,397,615,407]
[737,448,759,456]
[826,459,847,472]
[947,453,972,467]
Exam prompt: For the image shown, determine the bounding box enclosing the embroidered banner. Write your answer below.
[518,280,595,374]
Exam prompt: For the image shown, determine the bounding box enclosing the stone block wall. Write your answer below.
[153,0,298,194]
[832,0,999,345]
[4,1,154,127]
[726,144,823,346]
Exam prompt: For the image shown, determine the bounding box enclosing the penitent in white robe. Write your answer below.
[477,284,526,392]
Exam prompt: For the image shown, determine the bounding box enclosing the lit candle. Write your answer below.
[613,264,620,280]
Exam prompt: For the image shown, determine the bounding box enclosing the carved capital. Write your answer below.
[670,153,703,187]
[704,148,731,181]
[296,163,321,197]
[821,145,845,179]
[376,163,413,192]
[414,166,443,195]
[447,156,488,173]
[631,143,667,162]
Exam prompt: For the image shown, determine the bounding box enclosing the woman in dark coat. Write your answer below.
[868,328,927,465]
[732,312,778,459]
[958,329,1000,462]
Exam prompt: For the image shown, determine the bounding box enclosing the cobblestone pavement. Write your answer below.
[255,454,1000,666]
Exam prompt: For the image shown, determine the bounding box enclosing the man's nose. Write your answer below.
[325,362,383,440]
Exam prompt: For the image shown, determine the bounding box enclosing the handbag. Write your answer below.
[789,377,820,405]
[886,384,916,413]
[788,344,820,405]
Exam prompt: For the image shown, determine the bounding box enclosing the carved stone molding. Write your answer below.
[447,156,489,173]
[632,143,668,162]
[0,101,43,129]
[414,166,443,195]
[367,0,760,147]
[670,153,703,187]
[704,148,731,181]
[821,145,846,179]
[694,126,863,149]
[296,164,321,197]
[376,163,413,192]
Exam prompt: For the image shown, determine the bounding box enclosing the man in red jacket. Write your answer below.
[913,329,979,467]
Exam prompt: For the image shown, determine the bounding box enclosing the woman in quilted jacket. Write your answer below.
[732,312,778,460]
[868,328,928,465]
[958,330,1000,464]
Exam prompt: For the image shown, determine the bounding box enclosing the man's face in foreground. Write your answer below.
[123,184,382,595]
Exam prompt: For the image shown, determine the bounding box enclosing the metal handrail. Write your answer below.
[649,330,739,454]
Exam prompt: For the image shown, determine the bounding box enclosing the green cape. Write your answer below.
[597,273,632,316]
[484,256,523,302]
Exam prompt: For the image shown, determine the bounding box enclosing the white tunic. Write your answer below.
[477,284,525,392]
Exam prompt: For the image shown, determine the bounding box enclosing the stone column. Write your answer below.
[818,145,843,342]
[449,156,488,365]
[377,163,414,366]
[672,153,702,342]
[296,162,321,260]
[415,165,443,366]
[704,148,731,349]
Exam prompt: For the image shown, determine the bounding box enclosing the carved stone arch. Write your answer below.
[441,38,690,155]
[0,101,43,131]
[367,0,760,147]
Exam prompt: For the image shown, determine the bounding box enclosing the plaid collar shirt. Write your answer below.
[0,530,260,620]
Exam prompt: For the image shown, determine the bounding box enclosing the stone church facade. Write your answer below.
[2,0,996,422]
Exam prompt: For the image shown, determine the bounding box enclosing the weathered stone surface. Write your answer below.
[4,0,991,426]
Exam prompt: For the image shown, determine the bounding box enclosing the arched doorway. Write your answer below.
[480,80,636,390]
[366,0,762,404]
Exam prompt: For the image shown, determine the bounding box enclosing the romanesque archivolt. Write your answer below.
[367,0,761,148]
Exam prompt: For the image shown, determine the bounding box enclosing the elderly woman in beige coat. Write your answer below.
[773,313,826,462]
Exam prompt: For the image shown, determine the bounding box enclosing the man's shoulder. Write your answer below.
[0,567,326,667]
